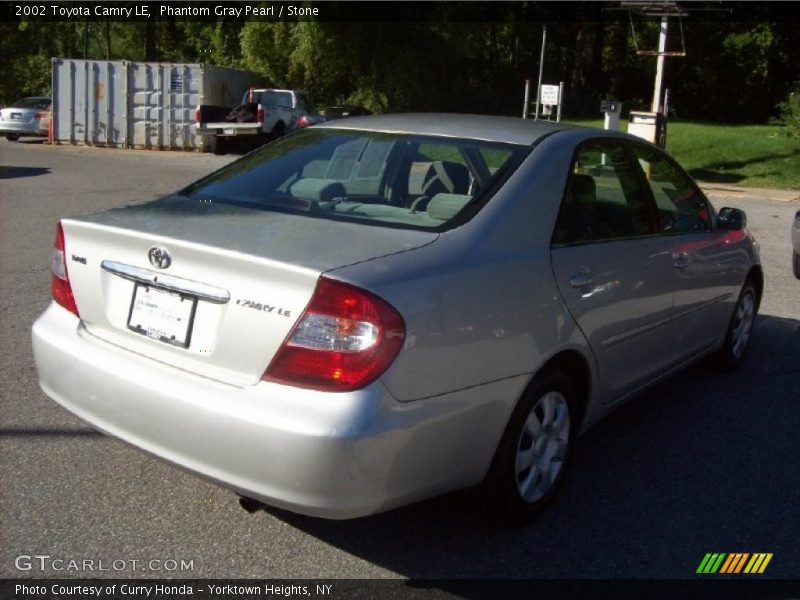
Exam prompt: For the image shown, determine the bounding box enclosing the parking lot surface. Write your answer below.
[1,140,799,579]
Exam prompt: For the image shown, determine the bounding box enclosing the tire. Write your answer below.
[712,281,758,371]
[793,251,800,280]
[210,136,226,156]
[271,121,285,140]
[6,133,20,141]
[483,369,577,526]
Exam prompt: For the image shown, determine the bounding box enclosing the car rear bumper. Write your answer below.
[0,121,47,136]
[32,303,520,518]
[196,125,261,137]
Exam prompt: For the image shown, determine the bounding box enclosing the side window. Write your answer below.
[631,145,712,234]
[553,141,654,245]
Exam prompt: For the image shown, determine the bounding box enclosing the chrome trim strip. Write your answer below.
[600,316,671,350]
[671,294,731,322]
[101,260,230,304]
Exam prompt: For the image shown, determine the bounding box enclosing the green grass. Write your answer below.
[564,119,800,190]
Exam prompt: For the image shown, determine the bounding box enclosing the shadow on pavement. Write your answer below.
[0,166,50,179]
[0,427,104,437]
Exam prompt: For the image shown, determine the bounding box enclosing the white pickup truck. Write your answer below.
[195,88,314,155]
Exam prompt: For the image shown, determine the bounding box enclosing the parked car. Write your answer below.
[315,105,372,122]
[793,209,800,278]
[195,88,314,155]
[32,114,762,523]
[0,96,51,141]
[303,105,372,128]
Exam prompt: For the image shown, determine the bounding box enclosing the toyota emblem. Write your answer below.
[148,246,172,269]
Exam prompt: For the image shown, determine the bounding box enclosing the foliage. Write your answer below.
[775,83,800,139]
[2,16,799,126]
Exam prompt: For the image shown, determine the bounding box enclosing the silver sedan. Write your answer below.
[32,114,762,523]
[0,96,51,140]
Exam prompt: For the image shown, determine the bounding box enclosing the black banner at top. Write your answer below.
[3,1,800,23]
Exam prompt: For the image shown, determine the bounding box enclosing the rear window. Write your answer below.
[261,91,293,108]
[181,129,527,231]
[11,97,50,109]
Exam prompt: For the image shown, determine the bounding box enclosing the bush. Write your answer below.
[776,84,800,138]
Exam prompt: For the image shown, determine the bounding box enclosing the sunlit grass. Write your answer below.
[564,119,800,189]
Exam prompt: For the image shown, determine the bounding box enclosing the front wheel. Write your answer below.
[483,369,576,526]
[793,251,800,280]
[6,133,20,141]
[712,282,757,370]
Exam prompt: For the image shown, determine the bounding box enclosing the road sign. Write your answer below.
[540,84,560,106]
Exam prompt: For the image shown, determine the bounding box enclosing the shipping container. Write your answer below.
[51,59,261,151]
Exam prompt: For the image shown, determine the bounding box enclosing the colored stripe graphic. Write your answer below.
[730,553,749,574]
[744,553,773,574]
[698,552,773,574]
[697,553,727,573]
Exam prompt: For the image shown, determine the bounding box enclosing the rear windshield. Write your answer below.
[181,129,527,231]
[11,97,50,109]
[240,90,295,109]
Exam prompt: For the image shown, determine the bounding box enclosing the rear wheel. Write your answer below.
[793,251,800,279]
[713,282,757,370]
[271,121,285,140]
[484,369,576,526]
[210,136,226,155]
[6,133,20,141]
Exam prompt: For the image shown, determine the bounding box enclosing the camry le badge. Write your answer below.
[148,246,171,269]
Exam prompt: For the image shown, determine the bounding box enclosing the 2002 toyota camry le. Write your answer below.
[32,114,762,523]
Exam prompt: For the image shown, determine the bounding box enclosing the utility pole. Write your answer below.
[534,25,546,121]
[650,16,668,113]
[522,80,531,119]
[556,81,564,122]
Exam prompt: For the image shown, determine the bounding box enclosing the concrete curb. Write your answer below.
[698,182,800,203]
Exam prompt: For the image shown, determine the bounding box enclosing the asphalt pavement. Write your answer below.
[1,140,798,581]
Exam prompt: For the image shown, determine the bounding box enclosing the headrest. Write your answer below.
[289,178,346,203]
[568,174,596,203]
[423,161,471,195]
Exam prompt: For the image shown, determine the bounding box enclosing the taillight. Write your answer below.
[34,112,48,119]
[194,106,201,123]
[264,277,405,392]
[296,115,310,128]
[257,107,265,124]
[51,222,79,317]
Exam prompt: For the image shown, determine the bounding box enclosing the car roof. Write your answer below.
[313,113,581,146]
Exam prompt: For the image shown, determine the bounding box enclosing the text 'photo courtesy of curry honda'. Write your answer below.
[32,113,762,524]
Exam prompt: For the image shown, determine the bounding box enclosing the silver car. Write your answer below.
[0,96,51,140]
[32,114,762,523]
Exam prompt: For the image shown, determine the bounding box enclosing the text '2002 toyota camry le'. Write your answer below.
[32,114,762,524]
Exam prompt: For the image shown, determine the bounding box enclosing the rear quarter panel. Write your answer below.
[329,132,599,415]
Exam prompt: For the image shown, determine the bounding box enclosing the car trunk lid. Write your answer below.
[61,197,436,386]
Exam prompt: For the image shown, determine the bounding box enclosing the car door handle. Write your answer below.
[672,252,691,269]
[569,274,594,288]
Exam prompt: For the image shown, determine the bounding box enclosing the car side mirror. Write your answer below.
[717,207,747,231]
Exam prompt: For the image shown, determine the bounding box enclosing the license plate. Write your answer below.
[127,284,197,348]
[223,128,234,135]
[10,112,22,120]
